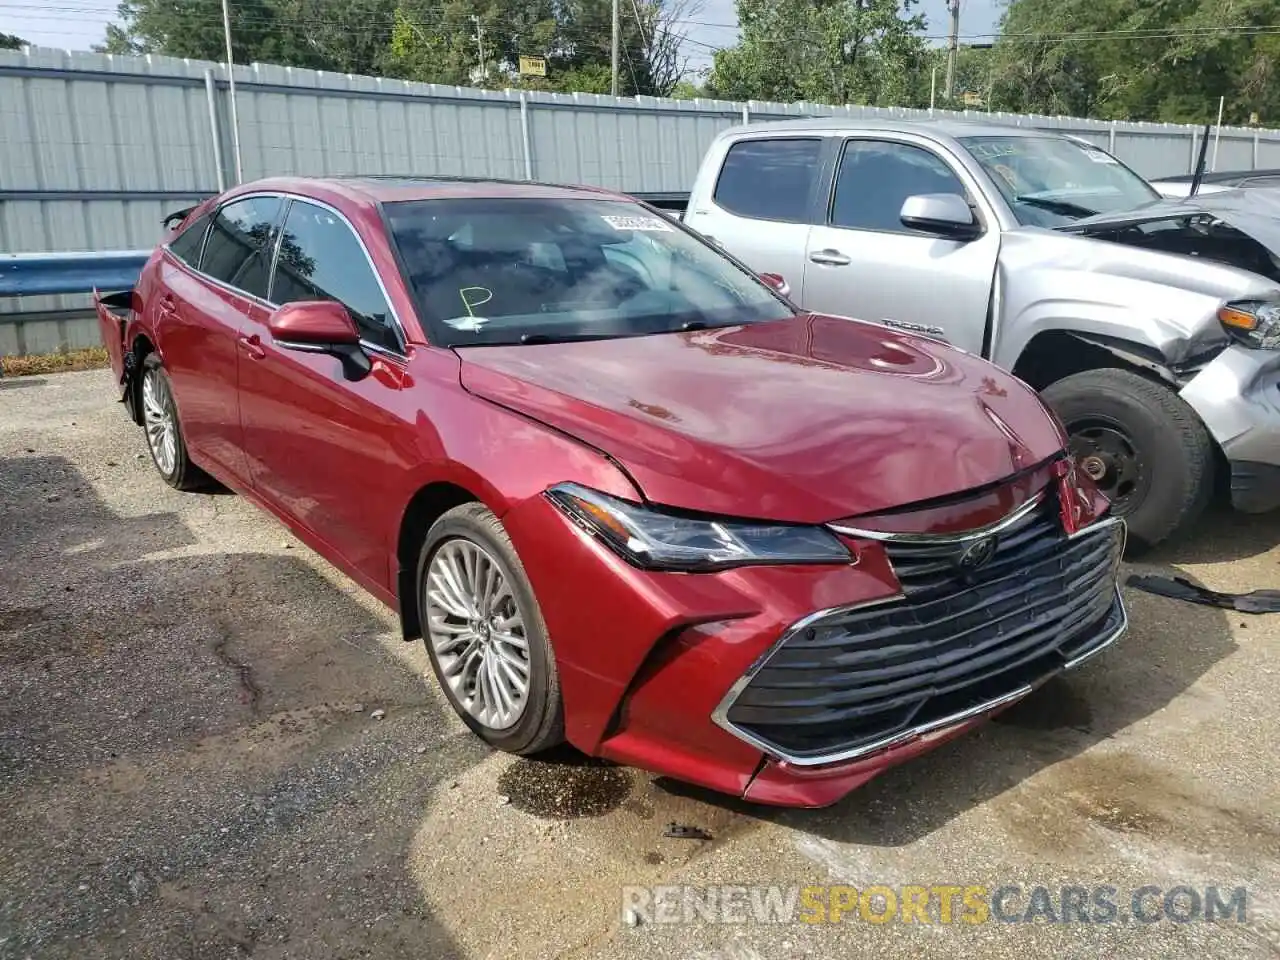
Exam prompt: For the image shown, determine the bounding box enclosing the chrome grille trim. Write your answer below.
[710,499,1128,769]
[826,490,1047,544]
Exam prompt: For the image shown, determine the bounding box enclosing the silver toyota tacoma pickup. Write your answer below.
[672,117,1280,550]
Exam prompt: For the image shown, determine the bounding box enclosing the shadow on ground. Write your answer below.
[1146,502,1280,565]
[0,455,486,959]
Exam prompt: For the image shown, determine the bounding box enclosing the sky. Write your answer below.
[0,0,1004,76]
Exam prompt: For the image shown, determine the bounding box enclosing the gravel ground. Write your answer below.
[1,369,1278,960]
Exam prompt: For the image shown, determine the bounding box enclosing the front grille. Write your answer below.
[722,489,1125,763]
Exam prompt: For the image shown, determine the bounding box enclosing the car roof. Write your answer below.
[722,116,1069,142]
[229,174,630,206]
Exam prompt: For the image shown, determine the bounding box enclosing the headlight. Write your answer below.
[1218,300,1280,349]
[545,482,852,571]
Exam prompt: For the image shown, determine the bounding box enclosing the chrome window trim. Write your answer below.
[160,189,410,359]
[710,521,1128,769]
[827,490,1047,544]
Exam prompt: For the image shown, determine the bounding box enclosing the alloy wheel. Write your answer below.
[424,538,532,731]
[141,368,178,477]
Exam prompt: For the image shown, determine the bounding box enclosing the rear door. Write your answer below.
[153,195,284,485]
[802,136,1000,355]
[685,137,825,299]
[237,197,410,589]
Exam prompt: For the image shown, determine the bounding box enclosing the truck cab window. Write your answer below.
[713,138,822,223]
[831,140,967,233]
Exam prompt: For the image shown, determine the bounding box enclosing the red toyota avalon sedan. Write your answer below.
[96,176,1126,807]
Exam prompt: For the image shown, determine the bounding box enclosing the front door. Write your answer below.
[801,137,1001,356]
[237,198,411,589]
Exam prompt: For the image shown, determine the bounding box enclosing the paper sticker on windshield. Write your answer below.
[443,316,489,330]
[1084,149,1118,164]
[601,214,672,232]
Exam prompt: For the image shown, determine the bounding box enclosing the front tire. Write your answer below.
[417,502,565,755]
[1042,368,1215,552]
[139,354,209,492]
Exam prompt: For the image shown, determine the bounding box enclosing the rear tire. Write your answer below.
[417,502,565,755]
[1042,368,1215,552]
[139,354,209,492]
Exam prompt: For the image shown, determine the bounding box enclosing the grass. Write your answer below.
[1,347,111,377]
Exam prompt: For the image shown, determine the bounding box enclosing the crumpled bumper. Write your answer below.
[1180,345,1280,512]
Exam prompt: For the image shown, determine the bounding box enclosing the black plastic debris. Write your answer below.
[664,822,712,840]
[1127,574,1280,614]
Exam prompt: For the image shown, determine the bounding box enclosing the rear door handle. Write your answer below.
[157,294,178,318]
[809,249,852,266]
[238,333,266,360]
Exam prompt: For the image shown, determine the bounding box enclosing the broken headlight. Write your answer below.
[1218,300,1280,350]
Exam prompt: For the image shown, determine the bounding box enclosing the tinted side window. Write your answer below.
[831,140,967,233]
[167,211,212,266]
[713,138,822,223]
[199,196,283,298]
[271,201,399,353]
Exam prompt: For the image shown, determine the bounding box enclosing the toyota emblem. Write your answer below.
[955,536,998,571]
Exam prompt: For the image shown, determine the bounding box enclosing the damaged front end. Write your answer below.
[996,188,1280,514]
[1059,188,1280,286]
[1071,191,1280,511]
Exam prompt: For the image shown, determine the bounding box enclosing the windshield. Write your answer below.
[383,196,795,346]
[959,135,1161,227]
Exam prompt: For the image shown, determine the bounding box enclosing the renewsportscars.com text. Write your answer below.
[620,884,1249,926]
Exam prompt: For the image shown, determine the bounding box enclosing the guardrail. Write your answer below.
[0,250,151,299]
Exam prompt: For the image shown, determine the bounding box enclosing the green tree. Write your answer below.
[383,0,693,95]
[989,0,1280,124]
[0,32,27,50]
[96,0,399,76]
[707,0,929,105]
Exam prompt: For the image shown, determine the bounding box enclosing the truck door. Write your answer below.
[684,137,823,300]
[801,136,1000,356]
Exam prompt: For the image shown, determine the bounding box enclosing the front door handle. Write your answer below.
[809,248,852,266]
[238,333,266,360]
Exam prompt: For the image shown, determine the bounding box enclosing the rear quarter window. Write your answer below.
[713,138,822,223]
[166,211,212,267]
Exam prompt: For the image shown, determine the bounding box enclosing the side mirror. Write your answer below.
[759,272,791,298]
[267,300,371,381]
[899,193,982,241]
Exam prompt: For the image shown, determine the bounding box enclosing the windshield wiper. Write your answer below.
[1015,195,1099,219]
[679,319,707,331]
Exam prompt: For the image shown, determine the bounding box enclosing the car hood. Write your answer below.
[457,314,1065,524]
[1061,188,1280,252]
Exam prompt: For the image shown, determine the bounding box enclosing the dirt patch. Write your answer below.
[997,750,1280,860]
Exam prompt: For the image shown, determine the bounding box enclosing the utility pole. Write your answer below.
[610,0,620,96]
[220,0,243,184]
[944,0,960,103]
[471,14,487,86]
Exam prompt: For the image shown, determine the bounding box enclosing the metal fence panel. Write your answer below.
[8,44,1280,348]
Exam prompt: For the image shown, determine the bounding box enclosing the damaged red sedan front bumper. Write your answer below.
[502,460,1124,809]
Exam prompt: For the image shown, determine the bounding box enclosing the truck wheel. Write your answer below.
[1041,368,1214,552]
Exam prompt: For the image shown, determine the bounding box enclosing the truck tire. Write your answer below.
[1041,368,1215,552]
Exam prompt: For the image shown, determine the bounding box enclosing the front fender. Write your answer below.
[990,229,1273,371]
